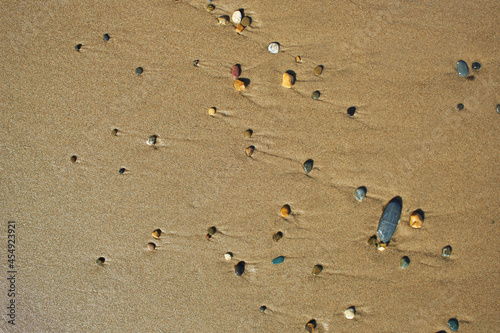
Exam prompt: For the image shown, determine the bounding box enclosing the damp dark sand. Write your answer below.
[1,0,499,331]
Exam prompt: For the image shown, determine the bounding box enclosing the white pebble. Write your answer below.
[232,10,242,24]
[268,42,280,54]
[224,252,233,261]
[344,307,355,319]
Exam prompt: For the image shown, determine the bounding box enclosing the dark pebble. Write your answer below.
[259,305,267,313]
[208,226,217,236]
[273,231,283,242]
[111,128,119,136]
[193,59,199,67]
[103,33,110,41]
[303,159,314,174]
[456,60,469,77]
[70,155,77,163]
[75,44,82,51]
[466,75,475,81]
[305,320,317,332]
[119,168,126,174]
[235,261,245,276]
[96,257,105,265]
[312,90,320,100]
[347,106,356,116]
[135,67,143,75]
[377,196,402,243]
[400,256,410,268]
[272,256,285,265]
[457,103,464,111]
[496,104,500,114]
[448,318,459,331]
[147,135,158,145]
[471,62,481,70]
[367,235,377,246]
[442,245,452,257]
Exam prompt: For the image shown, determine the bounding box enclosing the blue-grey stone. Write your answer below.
[400,256,410,268]
[303,159,314,174]
[272,256,285,265]
[377,197,402,243]
[235,261,245,276]
[448,318,459,331]
[456,60,469,77]
[355,187,367,202]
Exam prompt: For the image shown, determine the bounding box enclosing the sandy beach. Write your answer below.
[1,0,499,331]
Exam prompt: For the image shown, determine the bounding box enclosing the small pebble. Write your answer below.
[224,252,233,261]
[235,261,245,276]
[355,187,367,202]
[193,59,200,67]
[312,264,323,276]
[456,60,469,77]
[272,256,285,265]
[245,146,255,157]
[410,211,424,228]
[217,15,230,25]
[344,307,356,319]
[111,128,119,136]
[147,135,157,146]
[305,322,316,333]
[303,159,314,174]
[448,318,459,331]
[75,44,82,51]
[296,56,302,63]
[232,10,242,24]
[235,24,245,33]
[377,242,387,251]
[135,67,143,75]
[268,42,280,54]
[400,256,410,268]
[466,75,475,81]
[96,257,106,265]
[231,64,241,79]
[312,90,320,100]
[442,245,452,257]
[240,16,251,27]
[457,103,464,111]
[244,129,253,138]
[207,226,217,236]
[367,235,377,246]
[119,168,126,174]
[70,155,77,163]
[471,62,481,70]
[273,231,283,242]
[280,204,291,217]
[152,229,162,239]
[208,107,216,115]
[234,79,246,91]
[146,243,156,251]
[347,106,356,116]
[313,65,324,75]
[206,4,215,12]
[259,305,267,313]
[103,33,110,41]
[496,104,500,114]
[282,72,294,88]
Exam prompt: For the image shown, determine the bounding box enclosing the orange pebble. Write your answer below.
[282,72,294,88]
[234,79,245,91]
[280,204,291,217]
[152,229,162,239]
[410,211,423,228]
[235,24,245,33]
[245,146,255,157]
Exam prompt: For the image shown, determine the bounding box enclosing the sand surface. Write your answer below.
[1,0,499,331]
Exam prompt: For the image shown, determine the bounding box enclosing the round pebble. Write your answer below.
[354,186,367,202]
[70,155,77,163]
[75,44,82,51]
[207,226,217,236]
[312,90,320,100]
[272,256,285,265]
[96,257,106,265]
[224,252,233,260]
[448,318,459,331]
[344,307,356,319]
[259,305,267,313]
[347,106,356,116]
[471,62,481,70]
[135,67,143,75]
[235,24,245,33]
[312,264,323,276]
[410,211,424,228]
[296,56,302,63]
[245,146,255,157]
[456,60,469,77]
[377,242,387,251]
[111,128,119,136]
[273,231,283,242]
[206,4,215,12]
[103,33,110,41]
[240,16,251,27]
[313,65,324,75]
[208,107,216,115]
[147,135,158,146]
[146,242,156,251]
[244,129,253,138]
[457,103,464,111]
[368,235,377,246]
[442,245,452,257]
[234,79,246,91]
[303,159,314,174]
[231,64,241,79]
[496,104,500,114]
[232,10,242,24]
[305,322,316,333]
[282,72,294,88]
[152,229,162,239]
[217,15,229,25]
[235,261,245,276]
[280,204,291,217]
[119,168,126,174]
[268,42,280,54]
[400,256,410,268]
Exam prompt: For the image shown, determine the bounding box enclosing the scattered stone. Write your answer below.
[456,60,469,77]
[448,318,459,331]
[496,104,500,114]
[111,128,119,136]
[208,107,216,115]
[344,307,356,319]
[232,10,242,24]
[268,42,280,54]
[280,204,291,217]
[400,256,410,268]
[355,187,367,202]
[303,159,314,174]
[377,242,387,251]
[305,321,316,333]
[119,168,126,174]
[217,15,230,25]
[471,62,481,70]
[193,59,200,67]
[206,4,215,12]
[296,56,302,63]
[442,245,452,257]
[225,252,233,260]
[244,129,253,138]
[259,305,267,313]
[377,197,402,243]
[457,103,464,111]
[232,64,241,79]
[272,256,285,264]
[273,231,283,242]
[146,242,156,251]
[245,146,255,157]
[347,106,357,116]
[135,67,143,75]
[234,79,246,91]
[70,155,77,163]
[206,226,217,239]
[235,24,245,33]
[103,33,110,41]
[147,135,157,146]
[152,229,162,239]
[410,210,424,228]
[312,90,320,100]
[312,264,323,276]
[368,235,377,246]
[96,257,106,265]
[75,44,82,51]
[235,261,245,276]
[313,65,324,75]
[240,16,251,27]
[282,72,294,88]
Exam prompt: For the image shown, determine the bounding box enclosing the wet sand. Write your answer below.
[1,0,499,331]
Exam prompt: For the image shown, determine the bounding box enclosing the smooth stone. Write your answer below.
[206,4,215,12]
[347,106,356,116]
[235,24,245,33]
[146,243,156,251]
[268,42,280,54]
[448,318,459,331]
[103,33,110,41]
[400,256,410,268]
[119,168,126,174]
[377,197,402,243]
[280,204,291,217]
[312,264,323,276]
[312,91,320,100]
[259,305,267,313]
[313,65,324,75]
[442,245,452,257]
[235,261,245,276]
[96,257,106,265]
[208,107,216,115]
[282,72,294,88]
[410,211,424,228]
[457,103,464,111]
[70,155,77,163]
[240,16,251,27]
[368,235,377,246]
[111,128,119,136]
[193,59,200,67]
[152,229,162,239]
[231,64,241,79]
[147,135,157,145]
[496,104,500,114]
[456,60,469,77]
[245,146,255,157]
[303,159,314,173]
[135,67,143,75]
[224,252,233,260]
[296,56,302,63]
[208,226,217,236]
[75,44,82,51]
[354,187,367,202]
[305,322,316,332]
[471,62,481,70]
[232,10,242,24]
[234,79,245,91]
[217,15,230,25]
[377,242,387,251]
[273,231,283,242]
[244,129,253,138]
[344,307,355,319]
[272,256,285,264]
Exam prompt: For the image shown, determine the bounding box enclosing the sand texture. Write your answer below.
[1,0,499,331]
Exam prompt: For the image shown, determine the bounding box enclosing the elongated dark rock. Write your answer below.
[377,197,402,243]
[235,261,245,276]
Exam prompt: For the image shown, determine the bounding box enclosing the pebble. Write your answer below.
[448,318,459,331]
[152,229,162,239]
[232,10,242,24]
[240,16,251,27]
[347,106,356,116]
[96,257,106,265]
[217,15,230,25]
[273,231,283,242]
[268,42,280,54]
[103,33,110,41]
[147,135,157,146]
[471,62,481,70]
[235,24,245,33]
[313,65,324,75]
[234,79,246,91]
[224,252,233,260]
[400,256,410,268]
[312,91,320,100]
[259,305,267,313]
[146,242,156,251]
[496,104,500,114]
[282,72,294,88]
[70,155,77,163]
[232,64,241,79]
[235,261,245,276]
[245,146,255,157]
[75,44,82,51]
[119,168,126,174]
[377,242,387,251]
[410,211,424,228]
[367,235,377,246]
[208,107,216,115]
[296,56,302,63]
[272,256,285,264]
[206,4,215,12]
[244,129,253,138]
[377,197,402,243]
[442,245,452,257]
[135,67,143,75]
[305,322,316,333]
[193,59,200,67]
[111,128,119,136]
[456,60,469,77]
[354,187,367,202]
[280,204,291,217]
[466,75,475,81]
[303,159,314,174]
[457,103,464,111]
[344,307,356,319]
[208,226,217,236]
[312,264,323,276]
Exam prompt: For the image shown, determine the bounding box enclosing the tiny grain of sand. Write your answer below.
[1,0,499,331]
